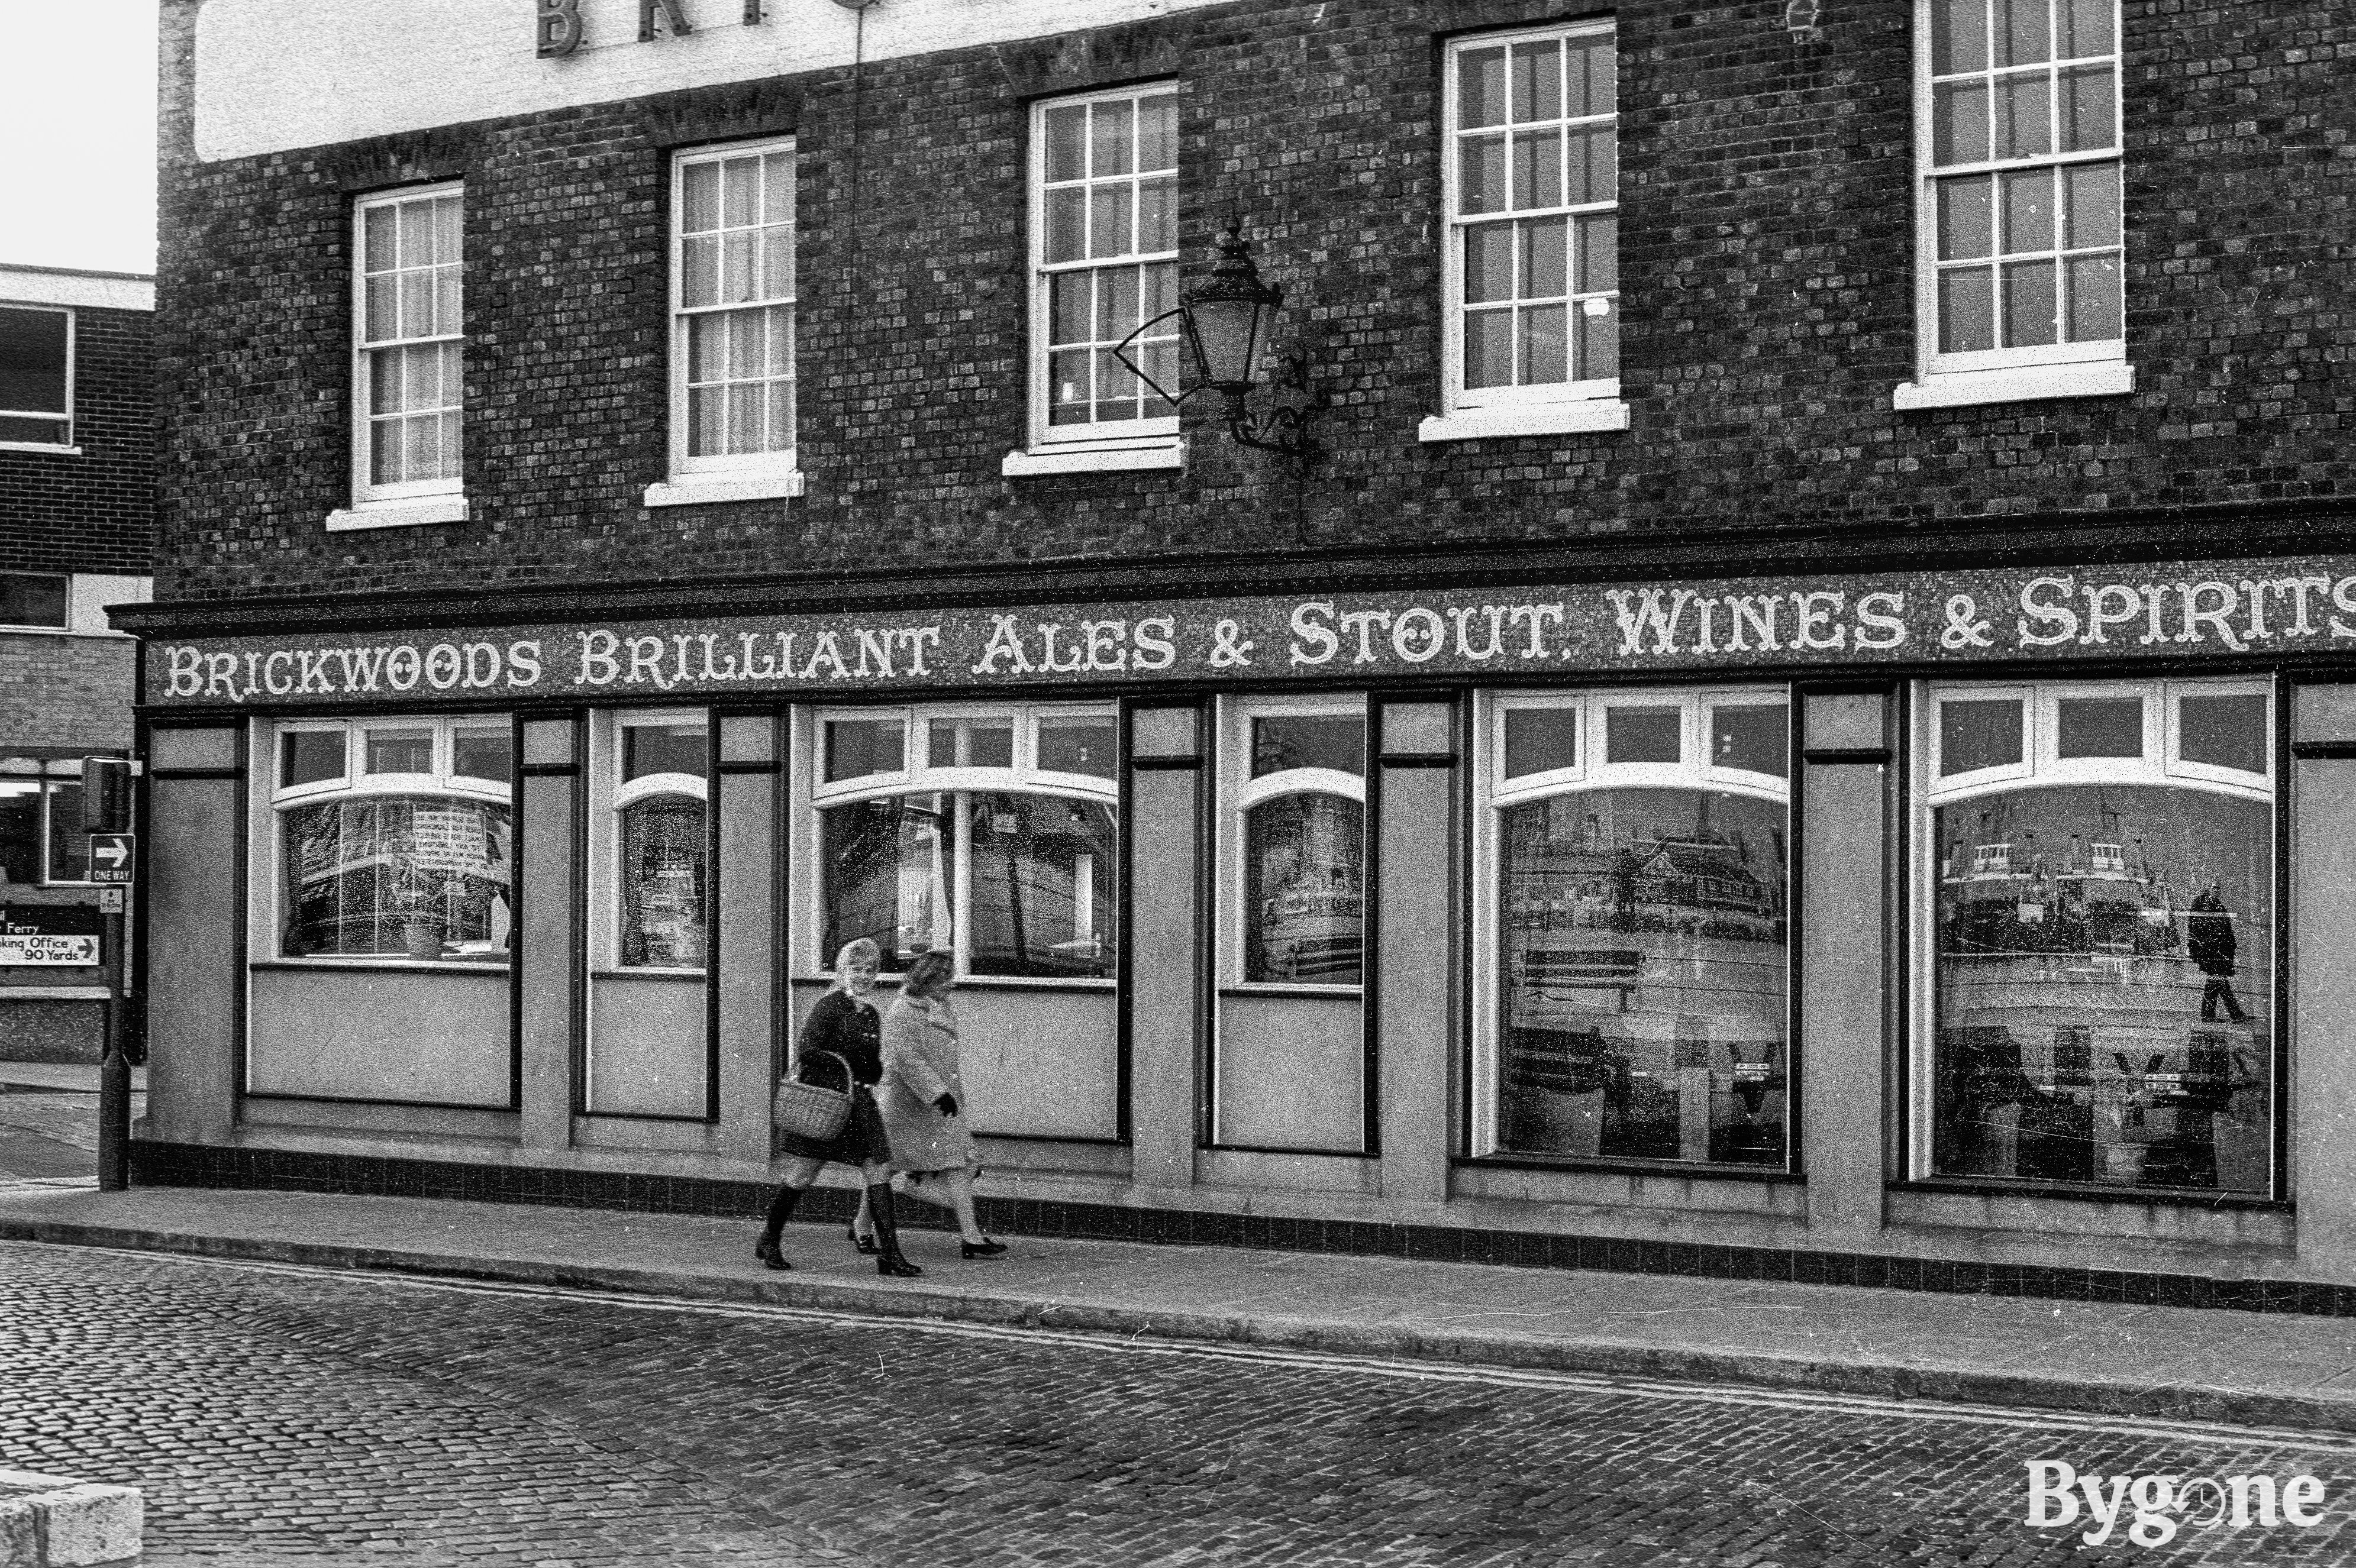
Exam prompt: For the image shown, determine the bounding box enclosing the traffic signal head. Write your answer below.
[80,757,134,833]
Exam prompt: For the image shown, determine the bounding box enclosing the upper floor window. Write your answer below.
[352,185,463,505]
[1437,23,1619,434]
[670,140,796,480]
[0,305,71,450]
[0,573,67,630]
[1905,0,2125,406]
[1025,85,1179,455]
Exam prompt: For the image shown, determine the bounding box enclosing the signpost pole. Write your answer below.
[98,902,128,1191]
[85,758,135,1193]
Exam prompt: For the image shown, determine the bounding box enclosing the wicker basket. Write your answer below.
[773,1050,854,1142]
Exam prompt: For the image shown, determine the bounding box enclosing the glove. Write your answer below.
[934,1092,960,1117]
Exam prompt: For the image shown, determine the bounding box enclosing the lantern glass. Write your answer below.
[1186,295,1270,392]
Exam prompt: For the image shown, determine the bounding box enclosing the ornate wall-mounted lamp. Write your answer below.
[1118,224,1317,458]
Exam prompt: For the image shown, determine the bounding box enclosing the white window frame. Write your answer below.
[648,137,803,509]
[1007,82,1185,476]
[0,771,104,887]
[0,303,74,453]
[260,715,514,968]
[1470,688,1792,1157]
[341,183,466,529]
[1896,0,2129,410]
[1218,694,1368,997]
[591,709,711,975]
[1424,20,1626,444]
[1909,675,2274,1180]
[806,701,1119,985]
[38,778,93,886]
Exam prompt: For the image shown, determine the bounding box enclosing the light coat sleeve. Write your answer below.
[883,1000,952,1105]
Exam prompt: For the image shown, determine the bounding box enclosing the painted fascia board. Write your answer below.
[195,0,1239,163]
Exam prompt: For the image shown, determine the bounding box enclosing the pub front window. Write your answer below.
[814,705,1118,980]
[1476,689,1791,1167]
[271,717,512,964]
[1918,678,2274,1195]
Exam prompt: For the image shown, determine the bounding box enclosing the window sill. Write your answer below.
[1418,401,1630,442]
[0,442,79,457]
[1002,438,1186,477]
[325,495,470,532]
[643,471,805,507]
[1892,360,2134,410]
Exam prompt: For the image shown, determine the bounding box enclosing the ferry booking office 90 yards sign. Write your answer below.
[149,556,2356,707]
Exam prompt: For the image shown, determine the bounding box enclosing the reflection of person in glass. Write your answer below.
[755,938,924,1278]
[2188,877,2248,1023]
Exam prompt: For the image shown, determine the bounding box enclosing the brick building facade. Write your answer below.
[1,263,154,1062]
[127,0,2356,1307]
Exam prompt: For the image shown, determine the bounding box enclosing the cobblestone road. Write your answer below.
[4,1239,2356,1566]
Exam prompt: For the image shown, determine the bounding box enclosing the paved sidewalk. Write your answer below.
[4,1181,2355,1437]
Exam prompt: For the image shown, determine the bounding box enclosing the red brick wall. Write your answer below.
[0,633,136,751]
[150,0,2356,608]
[0,305,155,579]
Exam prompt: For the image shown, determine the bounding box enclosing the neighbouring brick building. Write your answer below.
[1,263,153,1062]
[125,0,2356,1309]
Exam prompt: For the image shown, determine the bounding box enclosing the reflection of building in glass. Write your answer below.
[283,797,510,959]
[1499,790,1787,1165]
[1933,788,2270,1192]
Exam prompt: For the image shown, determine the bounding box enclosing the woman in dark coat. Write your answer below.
[754,937,922,1277]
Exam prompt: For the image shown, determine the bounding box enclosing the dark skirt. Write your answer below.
[774,1084,892,1168]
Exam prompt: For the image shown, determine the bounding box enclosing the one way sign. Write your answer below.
[88,833,135,885]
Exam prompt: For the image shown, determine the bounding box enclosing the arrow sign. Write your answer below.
[88,833,135,884]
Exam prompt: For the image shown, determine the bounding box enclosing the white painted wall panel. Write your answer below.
[248,966,510,1105]
[195,0,1235,163]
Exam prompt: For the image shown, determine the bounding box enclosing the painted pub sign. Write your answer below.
[147,554,2356,709]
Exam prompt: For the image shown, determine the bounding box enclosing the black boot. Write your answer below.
[755,1184,801,1270]
[868,1182,923,1278]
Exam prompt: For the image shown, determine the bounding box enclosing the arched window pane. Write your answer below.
[1496,787,1787,1163]
[1932,784,2272,1192]
[1244,792,1364,984]
[619,795,706,968]
[280,795,511,962]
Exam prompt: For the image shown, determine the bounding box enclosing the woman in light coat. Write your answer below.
[872,949,1005,1258]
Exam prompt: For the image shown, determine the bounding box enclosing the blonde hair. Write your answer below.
[829,937,882,995]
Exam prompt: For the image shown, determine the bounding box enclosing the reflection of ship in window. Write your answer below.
[1245,793,1363,984]
[620,796,706,968]
[1931,784,2270,1191]
[1497,788,1787,1165]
